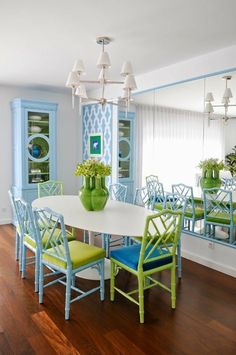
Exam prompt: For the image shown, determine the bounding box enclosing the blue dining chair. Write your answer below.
[145,175,159,195]
[102,183,128,257]
[38,180,64,197]
[203,188,235,244]
[110,209,183,323]
[172,183,204,232]
[223,177,236,191]
[8,189,21,262]
[34,207,105,320]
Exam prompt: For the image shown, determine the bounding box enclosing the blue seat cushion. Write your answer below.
[110,244,172,271]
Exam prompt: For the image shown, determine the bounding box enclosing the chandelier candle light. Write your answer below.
[66,36,137,110]
[204,75,236,123]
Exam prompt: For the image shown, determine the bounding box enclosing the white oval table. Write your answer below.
[32,195,154,279]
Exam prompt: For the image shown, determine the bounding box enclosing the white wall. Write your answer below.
[0,86,82,224]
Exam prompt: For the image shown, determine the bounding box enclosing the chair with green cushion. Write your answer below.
[38,180,64,197]
[110,209,183,323]
[8,189,21,262]
[15,198,75,292]
[33,207,105,320]
[203,188,235,244]
[172,183,204,232]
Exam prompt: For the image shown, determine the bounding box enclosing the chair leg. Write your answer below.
[35,250,40,293]
[110,260,115,301]
[21,245,26,278]
[65,271,72,320]
[138,274,144,324]
[99,260,105,301]
[39,261,44,304]
[171,264,176,309]
[15,230,20,261]
[177,238,182,278]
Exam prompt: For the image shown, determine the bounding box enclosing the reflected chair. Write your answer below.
[146,175,159,195]
[8,189,21,262]
[110,210,183,323]
[223,177,236,191]
[34,207,105,320]
[203,188,236,244]
[172,183,204,232]
[38,180,64,197]
[102,183,128,256]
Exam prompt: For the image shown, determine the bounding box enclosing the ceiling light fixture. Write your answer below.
[66,36,137,110]
[204,76,236,123]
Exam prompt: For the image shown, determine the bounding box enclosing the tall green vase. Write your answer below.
[79,176,93,211]
[91,176,109,211]
[200,168,221,189]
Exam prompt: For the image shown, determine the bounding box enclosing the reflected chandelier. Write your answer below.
[66,36,137,109]
[204,75,236,123]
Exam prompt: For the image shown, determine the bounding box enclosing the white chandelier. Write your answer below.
[204,75,236,123]
[66,36,137,109]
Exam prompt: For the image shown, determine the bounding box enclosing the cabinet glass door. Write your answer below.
[27,111,50,184]
[118,119,131,179]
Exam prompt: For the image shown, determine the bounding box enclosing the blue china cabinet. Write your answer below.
[11,99,58,203]
[118,110,135,202]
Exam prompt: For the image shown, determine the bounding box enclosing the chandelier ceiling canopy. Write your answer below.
[204,75,236,123]
[66,36,137,109]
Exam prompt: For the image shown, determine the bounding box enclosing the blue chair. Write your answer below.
[38,180,64,197]
[110,209,183,323]
[203,188,235,244]
[102,183,128,256]
[8,189,21,262]
[172,183,204,232]
[223,178,236,191]
[145,175,159,195]
[34,207,105,320]
[134,186,155,209]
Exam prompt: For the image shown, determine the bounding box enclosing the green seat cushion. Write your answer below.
[206,212,236,225]
[43,240,105,270]
[154,202,174,210]
[24,228,75,249]
[184,207,204,219]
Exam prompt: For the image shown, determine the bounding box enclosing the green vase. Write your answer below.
[200,168,222,190]
[79,176,93,211]
[101,176,109,194]
[91,176,109,211]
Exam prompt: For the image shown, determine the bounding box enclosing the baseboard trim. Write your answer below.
[0,219,12,225]
[182,249,236,278]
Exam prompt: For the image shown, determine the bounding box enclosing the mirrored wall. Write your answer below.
[134,70,236,248]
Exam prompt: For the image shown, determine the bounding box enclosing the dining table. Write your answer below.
[32,195,155,279]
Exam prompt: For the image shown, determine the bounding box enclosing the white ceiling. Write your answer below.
[1,0,236,91]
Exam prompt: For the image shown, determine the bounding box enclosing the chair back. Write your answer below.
[223,178,236,191]
[172,183,195,214]
[38,180,64,198]
[8,189,18,224]
[138,210,183,271]
[33,208,71,268]
[109,183,127,202]
[14,198,37,244]
[146,175,159,195]
[163,193,187,213]
[203,188,234,224]
[134,186,154,209]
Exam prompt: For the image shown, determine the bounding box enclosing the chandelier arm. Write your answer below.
[105,80,124,84]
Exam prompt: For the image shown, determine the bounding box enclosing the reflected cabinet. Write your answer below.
[118,111,135,202]
[11,99,58,203]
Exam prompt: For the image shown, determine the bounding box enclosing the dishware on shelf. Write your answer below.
[30,126,42,133]
[119,131,124,137]
[30,115,42,121]
[119,122,124,127]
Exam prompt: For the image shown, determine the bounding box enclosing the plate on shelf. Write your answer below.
[119,122,124,127]
[119,131,124,137]
[30,126,42,133]
[30,115,42,121]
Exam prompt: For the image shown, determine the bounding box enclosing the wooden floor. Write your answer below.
[0,224,236,355]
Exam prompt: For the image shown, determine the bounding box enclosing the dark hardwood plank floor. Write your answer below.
[0,224,235,354]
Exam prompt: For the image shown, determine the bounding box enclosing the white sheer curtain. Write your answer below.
[136,104,224,191]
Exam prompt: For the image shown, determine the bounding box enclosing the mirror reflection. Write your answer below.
[134,70,236,247]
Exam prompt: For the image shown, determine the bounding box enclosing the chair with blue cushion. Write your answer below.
[34,207,105,320]
[110,209,183,323]
[38,180,64,197]
[203,188,235,244]
[8,189,21,262]
[172,183,204,232]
